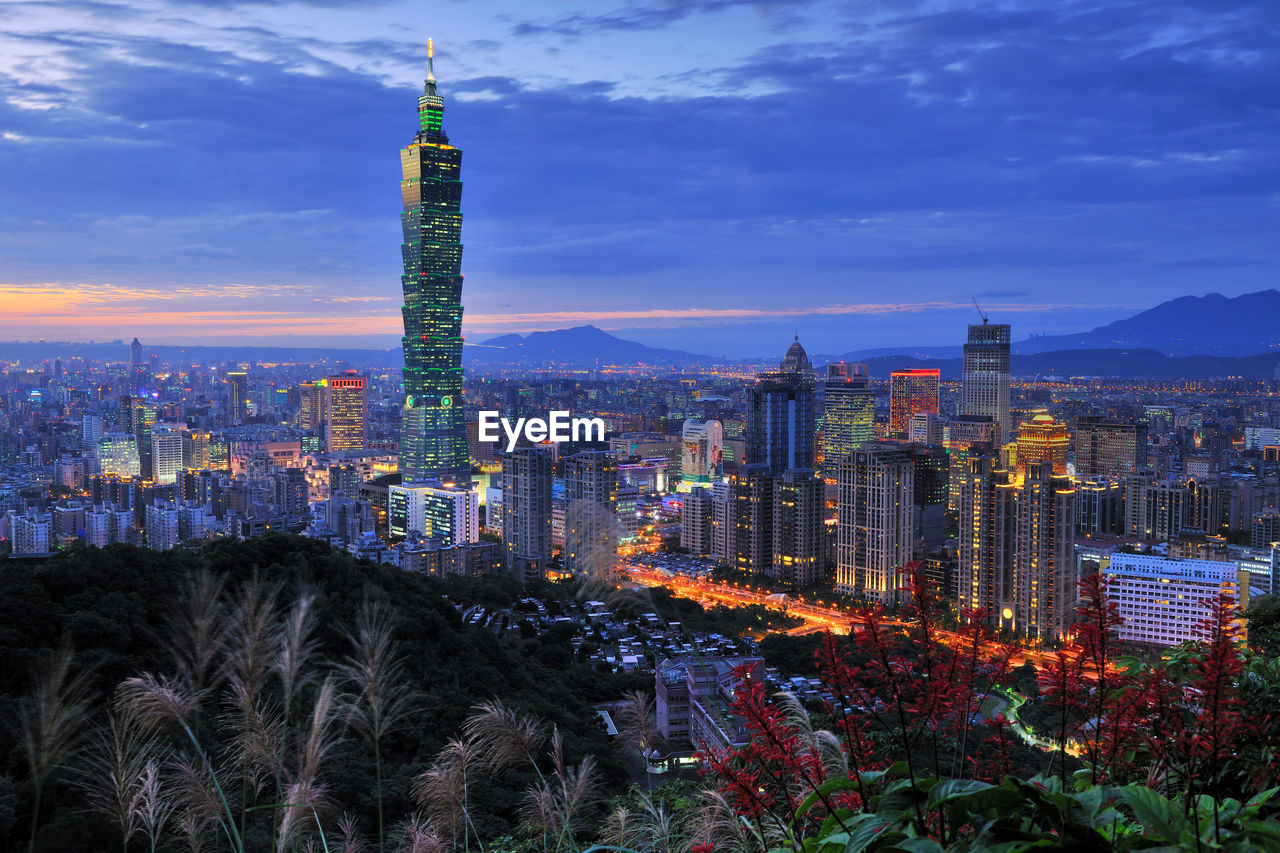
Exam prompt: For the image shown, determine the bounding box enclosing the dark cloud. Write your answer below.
[1,0,1277,353]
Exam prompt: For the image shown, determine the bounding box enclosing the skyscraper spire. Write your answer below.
[426,38,436,88]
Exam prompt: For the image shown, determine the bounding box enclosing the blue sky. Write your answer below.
[1,0,1276,357]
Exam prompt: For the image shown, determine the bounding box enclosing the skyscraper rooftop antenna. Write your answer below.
[427,38,436,83]
[971,296,989,324]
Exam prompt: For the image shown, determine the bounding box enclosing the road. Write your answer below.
[622,561,1078,675]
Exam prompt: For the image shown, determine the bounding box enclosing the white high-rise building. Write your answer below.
[151,423,185,485]
[961,322,1011,444]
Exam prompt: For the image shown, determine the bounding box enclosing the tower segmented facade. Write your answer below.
[961,322,1011,443]
[399,41,470,484]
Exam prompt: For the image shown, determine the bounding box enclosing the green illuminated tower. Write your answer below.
[399,40,469,484]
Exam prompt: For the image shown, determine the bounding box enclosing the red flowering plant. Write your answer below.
[685,569,1280,852]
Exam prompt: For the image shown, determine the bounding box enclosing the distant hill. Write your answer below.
[831,290,1280,362]
[466,325,716,366]
[1012,290,1280,357]
[855,348,1280,381]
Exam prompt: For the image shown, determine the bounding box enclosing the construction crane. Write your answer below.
[971,297,989,325]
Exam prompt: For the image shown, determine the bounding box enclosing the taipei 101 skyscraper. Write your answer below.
[398,40,470,485]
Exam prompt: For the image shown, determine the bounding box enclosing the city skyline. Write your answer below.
[1,0,1278,356]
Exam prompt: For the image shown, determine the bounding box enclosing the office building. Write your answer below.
[388,481,479,546]
[745,336,816,475]
[226,371,249,423]
[822,362,873,469]
[326,373,368,452]
[889,369,939,441]
[81,414,104,449]
[1074,417,1148,479]
[836,443,915,601]
[98,434,141,478]
[961,322,1011,443]
[501,447,554,580]
[562,450,619,576]
[399,42,471,485]
[149,423,185,485]
[298,380,324,433]
[710,480,736,564]
[959,454,1077,641]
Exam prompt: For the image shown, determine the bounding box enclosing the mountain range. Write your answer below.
[465,325,715,367]
[836,290,1280,361]
[3,290,1277,376]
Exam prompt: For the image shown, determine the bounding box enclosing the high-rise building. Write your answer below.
[771,470,825,586]
[399,41,470,485]
[326,373,368,452]
[889,369,940,441]
[182,429,213,471]
[389,481,479,545]
[98,434,141,478]
[1074,416,1148,479]
[680,420,724,489]
[681,486,714,556]
[910,444,949,555]
[746,336,816,475]
[732,336,820,577]
[958,453,1076,641]
[274,467,309,518]
[501,447,553,581]
[226,372,249,424]
[130,337,144,390]
[562,450,619,576]
[128,399,157,480]
[298,381,324,434]
[1077,479,1125,535]
[836,443,915,601]
[1014,414,1069,480]
[150,423,185,485]
[961,322,1011,443]
[1011,463,1077,641]
[822,362,873,470]
[81,414,104,449]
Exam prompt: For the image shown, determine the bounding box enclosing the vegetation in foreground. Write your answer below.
[3,539,1280,851]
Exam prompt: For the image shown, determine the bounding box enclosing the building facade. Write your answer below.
[961,322,1011,443]
[889,369,940,441]
[398,43,470,485]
